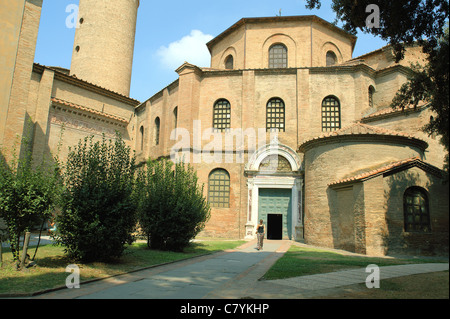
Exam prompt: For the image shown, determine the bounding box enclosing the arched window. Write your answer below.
[368,85,375,108]
[213,99,231,132]
[326,51,337,66]
[266,98,285,132]
[208,169,230,208]
[173,107,178,129]
[139,126,144,151]
[404,187,431,232]
[269,44,288,68]
[154,117,160,146]
[225,55,234,70]
[322,96,341,132]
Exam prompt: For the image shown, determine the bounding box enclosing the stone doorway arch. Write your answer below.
[244,139,303,240]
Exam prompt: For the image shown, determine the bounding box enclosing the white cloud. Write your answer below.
[156,30,214,70]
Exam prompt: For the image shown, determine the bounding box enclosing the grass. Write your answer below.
[263,245,447,280]
[315,271,449,299]
[0,240,245,295]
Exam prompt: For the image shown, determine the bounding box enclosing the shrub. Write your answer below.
[55,134,137,262]
[137,159,210,251]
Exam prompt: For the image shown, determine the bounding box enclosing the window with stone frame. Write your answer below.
[208,169,230,208]
[266,98,285,132]
[321,96,341,132]
[404,187,431,232]
[269,44,288,68]
[213,99,231,132]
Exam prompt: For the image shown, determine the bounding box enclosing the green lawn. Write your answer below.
[0,240,245,295]
[263,245,446,280]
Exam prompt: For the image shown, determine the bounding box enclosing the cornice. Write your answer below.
[33,63,140,107]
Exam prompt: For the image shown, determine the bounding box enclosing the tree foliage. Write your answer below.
[391,28,449,169]
[0,138,61,263]
[306,0,449,60]
[137,159,210,252]
[306,0,449,169]
[55,134,137,262]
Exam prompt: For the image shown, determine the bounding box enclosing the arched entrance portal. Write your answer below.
[244,139,303,240]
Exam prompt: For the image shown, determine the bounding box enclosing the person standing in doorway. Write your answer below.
[256,219,265,250]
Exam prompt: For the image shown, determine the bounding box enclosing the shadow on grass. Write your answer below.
[262,245,446,280]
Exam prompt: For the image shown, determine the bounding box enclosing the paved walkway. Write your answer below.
[29,240,448,299]
[31,240,288,299]
[225,262,449,299]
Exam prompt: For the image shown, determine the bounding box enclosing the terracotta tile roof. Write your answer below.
[298,122,427,152]
[33,63,140,106]
[51,97,129,124]
[361,102,430,122]
[329,157,444,187]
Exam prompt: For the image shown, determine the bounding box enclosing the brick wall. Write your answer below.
[384,167,449,256]
[1,0,43,162]
[303,140,423,251]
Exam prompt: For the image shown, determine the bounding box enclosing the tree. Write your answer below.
[391,28,449,170]
[306,0,449,169]
[137,158,210,252]
[0,137,61,264]
[305,0,448,60]
[55,133,137,262]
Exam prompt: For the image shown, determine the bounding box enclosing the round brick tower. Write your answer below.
[70,0,139,96]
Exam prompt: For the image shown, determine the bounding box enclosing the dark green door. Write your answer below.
[258,188,292,239]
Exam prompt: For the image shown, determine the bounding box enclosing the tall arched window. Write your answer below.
[266,98,285,132]
[213,99,231,132]
[139,126,144,151]
[154,117,160,146]
[326,51,337,66]
[208,169,230,208]
[225,55,234,70]
[322,96,341,132]
[368,85,375,108]
[404,187,431,232]
[269,44,288,68]
[173,107,178,130]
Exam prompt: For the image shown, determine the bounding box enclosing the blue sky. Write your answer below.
[34,0,388,102]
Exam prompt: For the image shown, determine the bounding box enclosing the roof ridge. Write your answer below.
[328,156,436,186]
[313,121,416,139]
[34,63,140,105]
[361,101,430,121]
[298,121,428,153]
[206,15,357,52]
